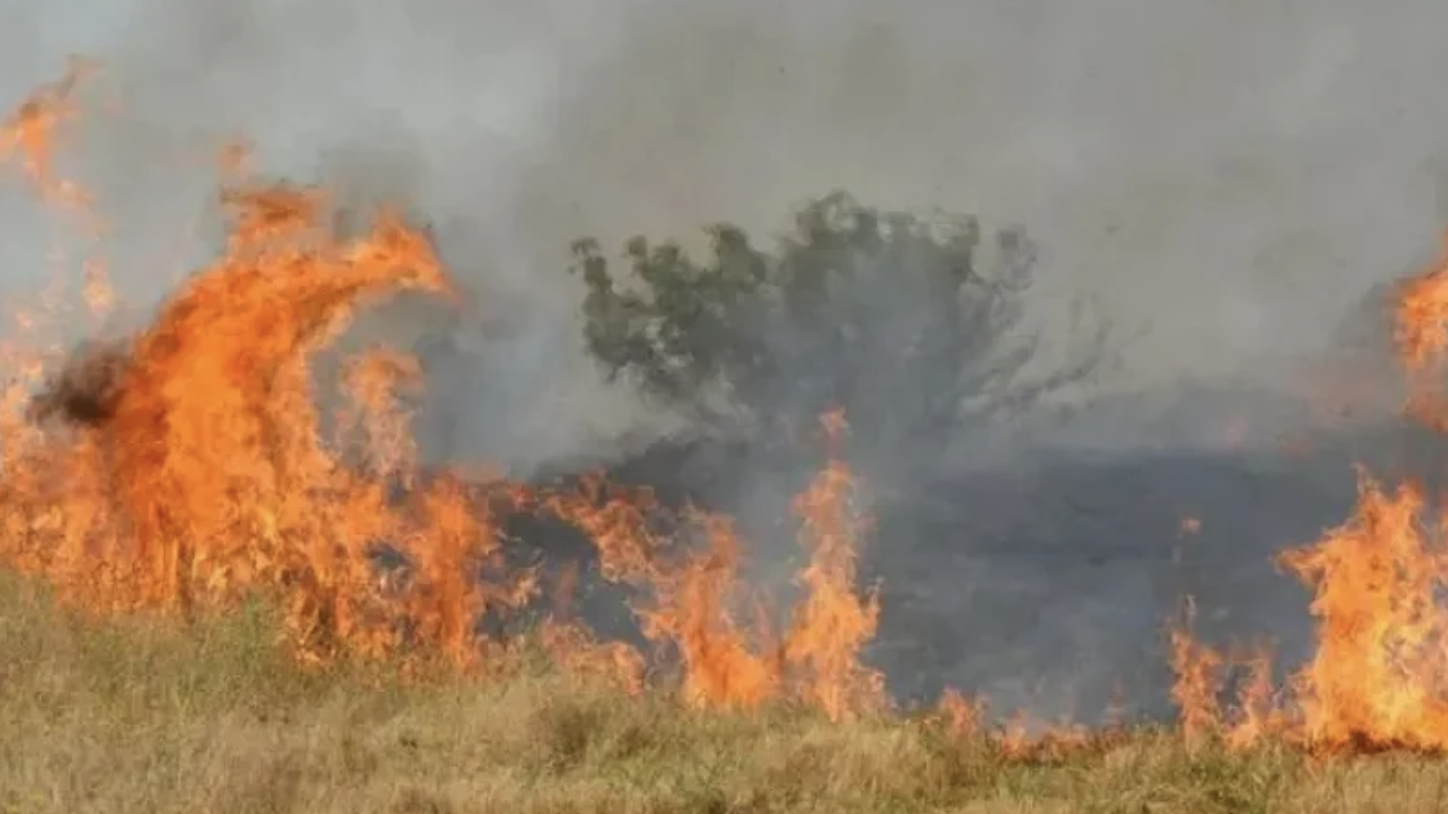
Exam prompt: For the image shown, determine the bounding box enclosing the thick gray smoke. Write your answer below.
[6,0,1448,720]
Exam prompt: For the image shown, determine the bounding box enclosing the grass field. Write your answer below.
[3,572,1444,814]
[2,62,1447,814]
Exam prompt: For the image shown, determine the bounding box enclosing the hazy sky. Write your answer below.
[4,0,1448,450]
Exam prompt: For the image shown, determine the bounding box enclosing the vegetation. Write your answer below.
[5,572,1445,814]
[569,192,1113,465]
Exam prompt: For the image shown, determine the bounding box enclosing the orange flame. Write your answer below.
[38,61,1448,755]
[782,409,885,720]
[1164,230,1448,754]
[0,64,888,719]
[1168,597,1223,748]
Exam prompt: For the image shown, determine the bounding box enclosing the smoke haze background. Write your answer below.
[5,0,1448,718]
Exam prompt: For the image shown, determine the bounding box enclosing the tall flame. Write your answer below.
[34,60,1448,752]
[0,65,886,721]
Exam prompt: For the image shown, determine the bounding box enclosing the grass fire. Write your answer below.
[6,62,1448,813]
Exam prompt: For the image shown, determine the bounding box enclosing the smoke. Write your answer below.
[6,0,1448,447]
[6,0,1448,720]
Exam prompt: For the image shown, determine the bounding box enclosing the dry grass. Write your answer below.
[2,572,1445,814]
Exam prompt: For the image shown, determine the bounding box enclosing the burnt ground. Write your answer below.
[867,447,1333,721]
[500,384,1448,724]
[864,403,1448,722]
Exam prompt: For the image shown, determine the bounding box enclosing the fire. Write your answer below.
[0,56,96,209]
[1225,234,1448,754]
[541,410,882,720]
[781,409,885,720]
[1157,236,1448,755]
[1168,598,1224,749]
[18,60,1448,755]
[543,478,783,709]
[0,65,885,721]
[1276,478,1448,750]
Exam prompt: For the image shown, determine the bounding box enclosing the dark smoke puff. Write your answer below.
[27,338,134,427]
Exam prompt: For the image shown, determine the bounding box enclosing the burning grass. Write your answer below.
[0,63,889,721]
[7,61,1448,812]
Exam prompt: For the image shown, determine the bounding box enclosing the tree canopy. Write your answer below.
[569,191,1112,464]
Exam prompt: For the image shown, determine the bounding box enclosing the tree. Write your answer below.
[569,191,1112,469]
